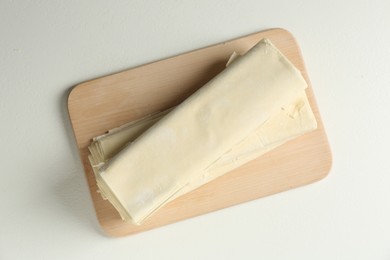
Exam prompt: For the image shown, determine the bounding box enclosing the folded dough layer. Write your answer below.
[92,39,315,224]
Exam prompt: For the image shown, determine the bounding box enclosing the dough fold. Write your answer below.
[90,39,317,224]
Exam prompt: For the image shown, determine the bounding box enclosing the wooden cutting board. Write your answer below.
[67,28,332,237]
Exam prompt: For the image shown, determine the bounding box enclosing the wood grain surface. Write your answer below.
[67,28,332,237]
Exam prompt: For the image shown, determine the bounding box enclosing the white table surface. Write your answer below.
[1,1,390,259]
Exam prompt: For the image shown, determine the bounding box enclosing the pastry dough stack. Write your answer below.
[88,39,317,225]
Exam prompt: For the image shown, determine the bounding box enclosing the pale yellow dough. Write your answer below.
[91,39,317,224]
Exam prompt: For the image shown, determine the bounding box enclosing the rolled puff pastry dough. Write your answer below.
[96,39,311,224]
